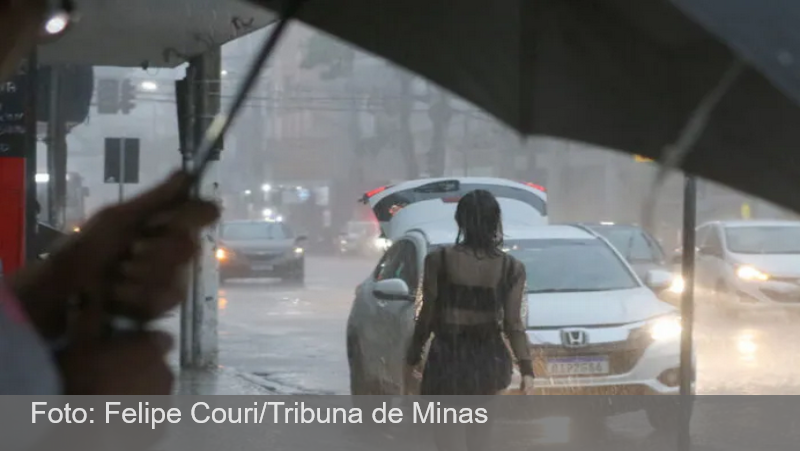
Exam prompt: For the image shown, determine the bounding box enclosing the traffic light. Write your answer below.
[96,78,120,114]
[120,79,136,114]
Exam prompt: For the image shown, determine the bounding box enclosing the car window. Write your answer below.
[724,225,800,254]
[374,245,401,280]
[643,232,666,262]
[597,228,657,262]
[281,224,294,239]
[507,239,639,293]
[374,241,418,289]
[627,232,657,261]
[222,222,285,240]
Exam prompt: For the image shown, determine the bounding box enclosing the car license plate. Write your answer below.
[546,356,610,376]
[252,264,273,272]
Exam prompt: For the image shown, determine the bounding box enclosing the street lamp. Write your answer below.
[261,184,272,193]
[140,81,158,92]
[44,14,69,35]
[244,189,252,196]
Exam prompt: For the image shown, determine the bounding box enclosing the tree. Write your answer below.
[301,33,368,184]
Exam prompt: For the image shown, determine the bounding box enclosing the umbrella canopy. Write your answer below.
[252,0,800,213]
[39,0,275,67]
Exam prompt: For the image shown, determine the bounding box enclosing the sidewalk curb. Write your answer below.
[234,370,329,395]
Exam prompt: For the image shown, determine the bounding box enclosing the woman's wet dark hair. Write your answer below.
[455,189,503,257]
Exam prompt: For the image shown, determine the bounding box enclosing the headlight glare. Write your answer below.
[374,237,391,250]
[668,275,685,294]
[215,248,228,261]
[650,315,682,341]
[736,265,769,281]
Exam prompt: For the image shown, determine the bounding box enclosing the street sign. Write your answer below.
[104,137,140,184]
[0,69,29,158]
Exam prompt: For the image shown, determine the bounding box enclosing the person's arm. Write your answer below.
[406,250,441,365]
[503,259,534,377]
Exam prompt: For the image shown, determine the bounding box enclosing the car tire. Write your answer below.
[645,399,692,436]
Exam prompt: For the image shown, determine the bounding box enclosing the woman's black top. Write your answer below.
[406,245,534,378]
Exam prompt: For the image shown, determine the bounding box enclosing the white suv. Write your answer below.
[347,223,693,432]
[695,220,800,316]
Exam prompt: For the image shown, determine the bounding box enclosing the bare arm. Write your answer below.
[406,250,441,365]
[504,259,534,377]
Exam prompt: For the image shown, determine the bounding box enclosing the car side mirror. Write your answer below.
[295,235,308,243]
[373,278,413,301]
[645,269,673,291]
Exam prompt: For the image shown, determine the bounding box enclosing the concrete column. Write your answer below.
[176,66,196,368]
[190,49,222,368]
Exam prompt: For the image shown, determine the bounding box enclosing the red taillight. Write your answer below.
[365,186,388,198]
[524,182,546,192]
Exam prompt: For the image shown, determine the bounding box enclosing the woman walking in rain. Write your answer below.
[406,189,535,451]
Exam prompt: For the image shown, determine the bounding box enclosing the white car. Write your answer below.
[347,220,692,432]
[695,220,800,315]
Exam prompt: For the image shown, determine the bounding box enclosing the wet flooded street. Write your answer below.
[215,255,800,396]
[216,255,372,394]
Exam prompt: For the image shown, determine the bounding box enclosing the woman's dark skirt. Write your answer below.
[421,331,512,397]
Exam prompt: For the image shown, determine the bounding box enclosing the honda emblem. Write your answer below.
[560,329,588,348]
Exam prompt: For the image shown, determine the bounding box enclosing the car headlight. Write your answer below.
[737,265,769,281]
[216,248,229,261]
[650,315,682,341]
[294,247,304,255]
[668,275,685,294]
[374,237,391,250]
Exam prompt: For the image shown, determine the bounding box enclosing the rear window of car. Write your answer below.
[372,182,546,222]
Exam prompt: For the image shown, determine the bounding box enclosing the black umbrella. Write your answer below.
[244,0,800,216]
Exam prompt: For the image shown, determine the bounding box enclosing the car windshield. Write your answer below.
[222,222,289,240]
[591,227,662,262]
[506,239,639,293]
[725,226,800,254]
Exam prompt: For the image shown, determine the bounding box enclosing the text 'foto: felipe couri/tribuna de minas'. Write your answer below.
[31,401,490,429]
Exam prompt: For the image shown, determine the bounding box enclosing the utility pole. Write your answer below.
[24,53,38,263]
[45,66,60,228]
[176,68,196,368]
[189,49,222,368]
